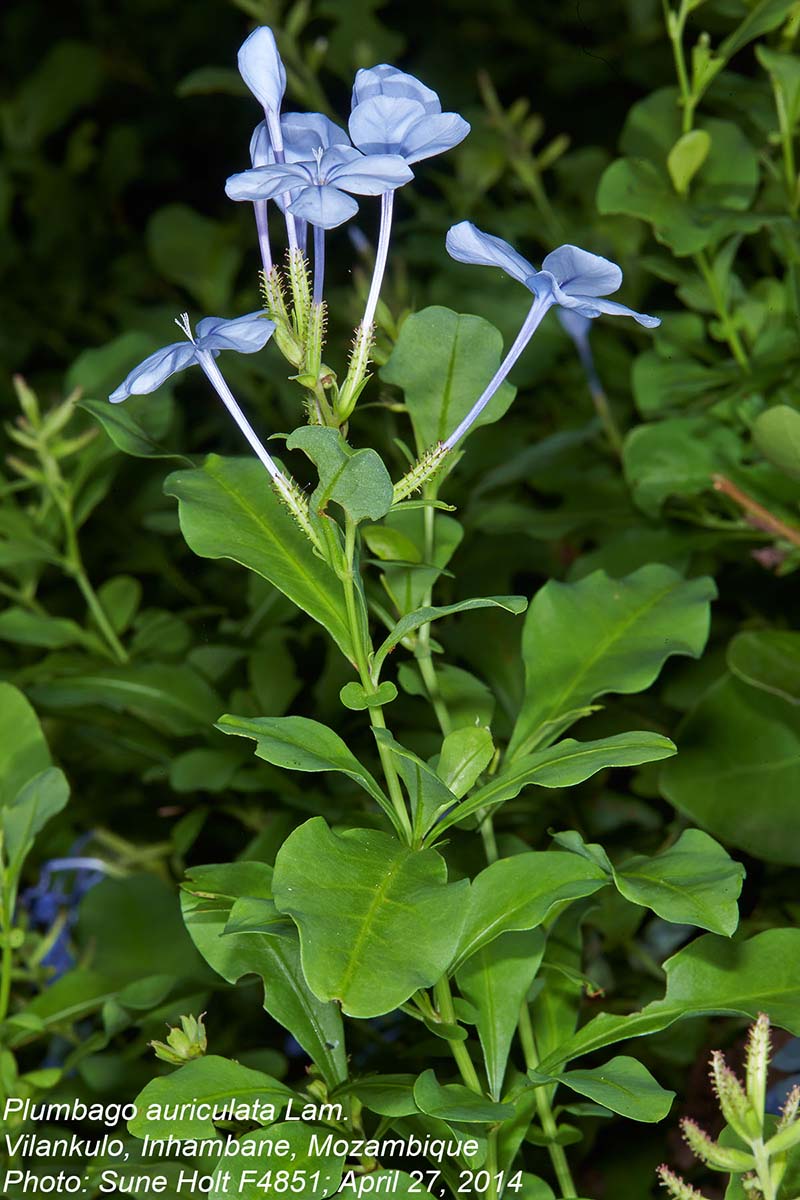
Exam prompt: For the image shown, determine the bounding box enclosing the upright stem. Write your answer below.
[416,484,453,737]
[0,879,15,1024]
[574,340,624,456]
[313,224,326,307]
[265,109,299,251]
[434,975,483,1094]
[444,297,549,450]
[254,200,273,275]
[362,191,395,332]
[694,250,750,371]
[341,518,412,843]
[54,492,128,664]
[518,1005,577,1198]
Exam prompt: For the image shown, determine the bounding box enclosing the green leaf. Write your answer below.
[286,427,394,523]
[129,1056,294,1140]
[413,1069,513,1123]
[457,930,545,1099]
[182,863,347,1088]
[272,818,468,1017]
[146,204,242,312]
[79,398,189,462]
[216,714,392,819]
[0,683,53,807]
[624,416,741,515]
[380,307,516,450]
[667,130,711,195]
[728,629,800,704]
[0,607,101,651]
[538,928,800,1072]
[661,675,800,865]
[373,595,527,675]
[508,566,716,759]
[340,1075,419,1117]
[372,729,457,837]
[3,768,69,869]
[208,1122,345,1200]
[29,663,223,737]
[719,0,799,60]
[612,830,744,936]
[452,852,608,971]
[339,680,398,710]
[535,1056,674,1123]
[439,732,677,834]
[165,456,353,660]
[437,726,494,799]
[752,405,800,479]
[756,46,800,128]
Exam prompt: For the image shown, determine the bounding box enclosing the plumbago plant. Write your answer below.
[54,21,799,1200]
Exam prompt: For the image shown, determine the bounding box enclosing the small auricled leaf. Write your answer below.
[667,129,711,195]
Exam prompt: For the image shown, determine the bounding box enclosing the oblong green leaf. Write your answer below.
[662,675,800,865]
[216,714,391,817]
[543,1056,674,1123]
[272,818,468,1017]
[508,565,715,758]
[165,456,353,660]
[129,1056,294,1140]
[538,928,800,1073]
[613,829,744,936]
[182,863,347,1088]
[373,596,527,675]
[437,732,677,834]
[413,1069,513,1123]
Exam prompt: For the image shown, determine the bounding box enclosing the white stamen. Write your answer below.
[174,312,195,342]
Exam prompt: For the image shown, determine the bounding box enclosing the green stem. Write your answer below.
[518,1004,577,1198]
[434,976,483,1094]
[417,489,453,737]
[694,250,750,371]
[664,0,696,133]
[0,876,17,1026]
[341,519,413,843]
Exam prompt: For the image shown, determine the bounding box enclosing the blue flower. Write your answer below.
[20,856,108,980]
[109,312,275,402]
[249,112,350,168]
[238,26,286,117]
[226,146,413,230]
[349,65,469,164]
[439,224,659,451]
[445,222,660,327]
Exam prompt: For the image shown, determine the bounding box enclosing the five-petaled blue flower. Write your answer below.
[349,64,470,164]
[249,112,350,169]
[109,312,275,402]
[446,222,660,327]
[226,146,413,230]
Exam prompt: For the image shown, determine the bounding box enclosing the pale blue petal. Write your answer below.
[282,112,350,159]
[352,65,440,113]
[445,221,535,286]
[289,185,359,229]
[109,342,197,403]
[196,312,276,353]
[327,152,413,195]
[575,296,661,328]
[225,162,310,202]
[238,26,286,114]
[541,244,622,298]
[249,120,271,167]
[320,145,366,172]
[349,96,427,155]
[401,111,470,163]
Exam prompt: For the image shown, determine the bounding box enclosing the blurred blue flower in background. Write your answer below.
[21,855,108,978]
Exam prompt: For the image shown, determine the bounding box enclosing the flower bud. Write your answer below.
[656,1165,707,1199]
[681,1119,754,1172]
[150,1013,207,1065]
[709,1052,761,1142]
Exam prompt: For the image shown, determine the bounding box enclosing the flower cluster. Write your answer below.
[658,1014,800,1199]
[108,23,659,527]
